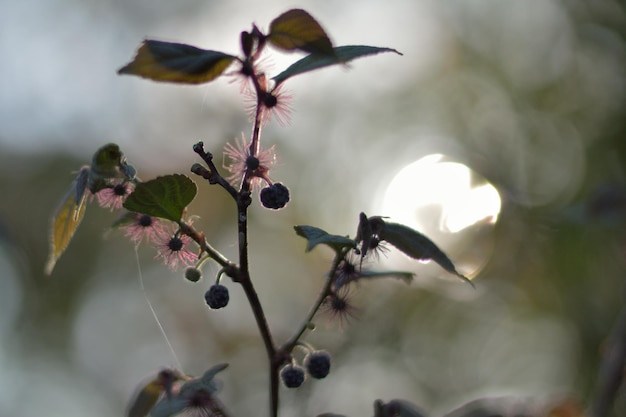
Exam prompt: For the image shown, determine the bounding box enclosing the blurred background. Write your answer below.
[1,0,626,416]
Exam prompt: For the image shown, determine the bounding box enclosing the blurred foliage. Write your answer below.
[1,1,626,417]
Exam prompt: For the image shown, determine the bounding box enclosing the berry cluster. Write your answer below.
[280,350,332,388]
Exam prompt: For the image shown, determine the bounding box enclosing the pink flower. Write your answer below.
[154,232,197,271]
[95,181,134,211]
[246,74,293,127]
[223,133,276,190]
[121,212,166,246]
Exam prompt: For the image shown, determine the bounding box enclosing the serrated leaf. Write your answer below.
[44,167,90,275]
[378,220,475,287]
[268,9,334,55]
[294,225,355,253]
[273,45,402,85]
[118,40,237,84]
[123,174,197,222]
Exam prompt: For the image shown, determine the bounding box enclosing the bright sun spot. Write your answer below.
[378,154,502,281]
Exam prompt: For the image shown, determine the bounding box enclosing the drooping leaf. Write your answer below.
[377,219,475,287]
[123,174,197,222]
[126,369,187,417]
[118,40,237,84]
[89,143,136,193]
[267,9,334,55]
[44,167,90,275]
[273,45,402,85]
[294,225,356,253]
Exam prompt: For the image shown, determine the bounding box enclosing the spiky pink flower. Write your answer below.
[223,133,276,190]
[121,212,166,246]
[246,74,293,127]
[154,231,197,271]
[95,181,134,211]
[321,287,359,330]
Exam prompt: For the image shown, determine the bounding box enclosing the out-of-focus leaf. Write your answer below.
[358,270,414,284]
[118,40,237,84]
[273,45,402,85]
[127,369,187,417]
[44,167,90,275]
[123,174,197,222]
[374,399,428,417]
[375,218,475,287]
[89,143,136,193]
[268,9,334,55]
[294,225,356,253]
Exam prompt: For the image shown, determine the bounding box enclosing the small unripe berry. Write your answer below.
[185,267,202,283]
[280,364,306,388]
[304,350,331,379]
[205,284,229,309]
[260,183,290,210]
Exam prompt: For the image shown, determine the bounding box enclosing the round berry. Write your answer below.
[184,267,202,283]
[304,351,331,379]
[205,284,229,309]
[260,183,290,210]
[280,364,306,388]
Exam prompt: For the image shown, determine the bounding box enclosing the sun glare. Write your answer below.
[378,154,502,281]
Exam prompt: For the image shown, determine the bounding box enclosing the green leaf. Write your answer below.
[273,45,402,85]
[268,9,334,55]
[294,225,356,253]
[378,220,475,287]
[123,174,197,222]
[44,167,90,275]
[357,270,414,285]
[118,40,237,84]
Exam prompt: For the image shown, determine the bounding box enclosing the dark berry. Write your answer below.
[138,214,153,227]
[280,364,306,388]
[304,351,331,379]
[246,156,260,170]
[185,267,202,283]
[113,183,128,196]
[260,183,290,210]
[168,236,184,252]
[205,284,229,309]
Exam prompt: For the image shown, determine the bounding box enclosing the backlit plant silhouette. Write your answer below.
[44,8,623,417]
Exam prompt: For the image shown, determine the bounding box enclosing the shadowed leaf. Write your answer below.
[123,174,197,222]
[118,40,237,84]
[358,270,414,284]
[44,167,90,275]
[268,9,334,55]
[294,225,356,253]
[273,45,402,85]
[376,219,475,287]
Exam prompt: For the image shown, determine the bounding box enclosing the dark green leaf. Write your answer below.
[378,220,475,287]
[118,40,237,84]
[268,9,334,55]
[123,174,197,222]
[294,225,355,253]
[273,45,402,85]
[357,270,414,284]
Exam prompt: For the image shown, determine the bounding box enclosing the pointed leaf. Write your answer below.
[118,40,237,84]
[44,167,90,275]
[294,225,355,253]
[273,45,402,85]
[123,174,197,222]
[378,220,475,287]
[268,9,334,55]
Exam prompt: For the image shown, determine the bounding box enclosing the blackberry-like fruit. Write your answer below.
[184,267,202,283]
[280,364,306,388]
[260,183,290,210]
[205,284,229,309]
[304,350,331,379]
